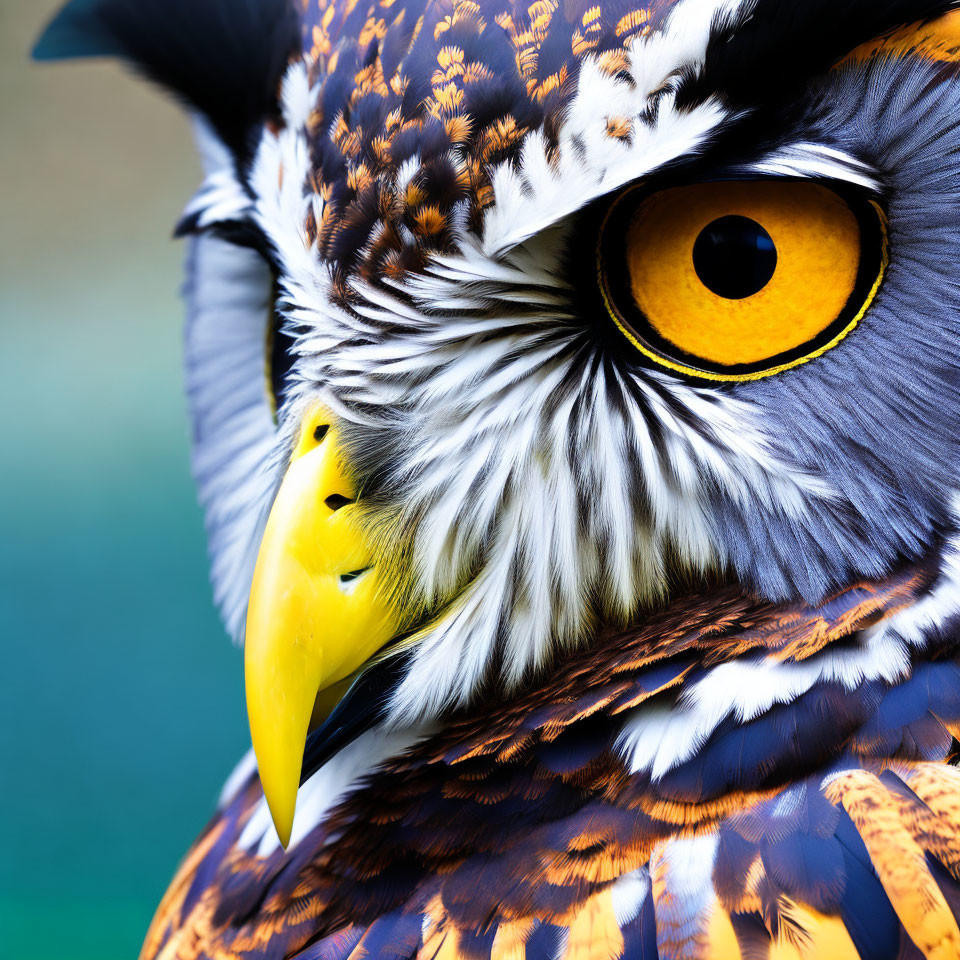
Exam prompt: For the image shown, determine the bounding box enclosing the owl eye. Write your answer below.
[597,180,887,381]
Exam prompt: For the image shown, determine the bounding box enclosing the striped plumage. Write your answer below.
[142,560,960,959]
[35,0,960,957]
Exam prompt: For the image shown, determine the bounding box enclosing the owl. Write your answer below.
[36,0,960,957]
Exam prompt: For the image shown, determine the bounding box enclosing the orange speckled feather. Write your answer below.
[292,0,678,283]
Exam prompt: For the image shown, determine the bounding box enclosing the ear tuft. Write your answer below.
[33,0,301,163]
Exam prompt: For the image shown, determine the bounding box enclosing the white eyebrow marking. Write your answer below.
[480,0,749,257]
[747,141,881,191]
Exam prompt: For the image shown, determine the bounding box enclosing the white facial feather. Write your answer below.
[183,231,278,641]
[181,116,254,230]
[222,0,835,725]
[747,141,881,191]
[482,0,747,257]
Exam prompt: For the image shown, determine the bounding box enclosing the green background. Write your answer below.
[1,3,250,956]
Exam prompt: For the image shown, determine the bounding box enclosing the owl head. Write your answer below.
[38,0,960,844]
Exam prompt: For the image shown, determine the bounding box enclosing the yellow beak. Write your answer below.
[244,404,399,848]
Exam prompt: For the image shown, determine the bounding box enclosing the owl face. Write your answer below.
[156,0,960,727]
[32,0,960,849]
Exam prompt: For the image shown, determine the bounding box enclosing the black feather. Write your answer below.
[33,0,300,163]
[676,0,960,112]
[300,650,412,784]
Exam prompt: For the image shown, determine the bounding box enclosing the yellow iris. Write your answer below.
[599,179,886,381]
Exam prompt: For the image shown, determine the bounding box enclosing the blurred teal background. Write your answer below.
[1,3,249,957]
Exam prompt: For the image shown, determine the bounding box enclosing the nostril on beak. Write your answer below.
[325,494,354,511]
[338,567,371,595]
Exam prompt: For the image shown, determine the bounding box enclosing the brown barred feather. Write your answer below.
[140,557,960,960]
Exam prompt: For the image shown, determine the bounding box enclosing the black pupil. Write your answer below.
[692,215,777,300]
